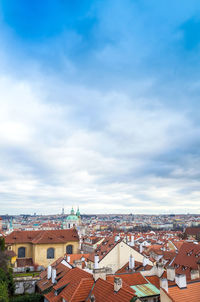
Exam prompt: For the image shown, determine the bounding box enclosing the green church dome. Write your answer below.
[66,215,78,221]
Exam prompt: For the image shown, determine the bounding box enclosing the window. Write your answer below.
[18,247,25,258]
[47,248,55,259]
[66,245,73,254]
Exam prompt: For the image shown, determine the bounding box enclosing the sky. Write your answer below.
[0,0,200,215]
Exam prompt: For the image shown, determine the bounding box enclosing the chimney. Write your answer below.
[191,269,199,280]
[67,255,70,263]
[157,263,164,278]
[167,266,175,281]
[51,268,56,284]
[160,278,168,293]
[130,235,134,247]
[114,277,122,292]
[175,274,187,289]
[129,255,135,270]
[115,235,120,242]
[47,265,52,279]
[94,255,99,269]
[143,256,149,267]
[90,295,95,302]
[74,260,82,269]
[93,267,107,281]
[139,243,143,253]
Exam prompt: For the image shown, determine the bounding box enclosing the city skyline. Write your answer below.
[0,1,200,214]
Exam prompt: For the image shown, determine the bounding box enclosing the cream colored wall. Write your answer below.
[160,288,172,302]
[9,241,79,268]
[11,243,33,259]
[99,241,146,273]
[34,241,79,267]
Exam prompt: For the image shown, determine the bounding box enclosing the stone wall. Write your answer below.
[14,276,40,295]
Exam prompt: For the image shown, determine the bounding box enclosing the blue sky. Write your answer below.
[0,0,200,215]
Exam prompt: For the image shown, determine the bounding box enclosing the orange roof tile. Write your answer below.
[168,280,200,302]
[107,272,148,286]
[86,278,135,302]
[61,278,94,302]
[5,229,79,244]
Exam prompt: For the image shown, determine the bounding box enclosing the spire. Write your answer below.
[10,217,13,231]
[70,207,75,215]
[76,206,80,217]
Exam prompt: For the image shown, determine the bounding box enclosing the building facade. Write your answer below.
[5,229,79,268]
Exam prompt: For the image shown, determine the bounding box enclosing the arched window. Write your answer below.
[47,248,55,259]
[18,247,26,258]
[66,245,73,254]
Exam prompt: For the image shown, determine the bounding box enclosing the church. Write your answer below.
[63,207,81,229]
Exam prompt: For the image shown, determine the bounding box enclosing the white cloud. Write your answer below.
[0,68,199,215]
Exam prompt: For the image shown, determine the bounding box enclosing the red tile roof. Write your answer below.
[5,229,79,244]
[61,278,94,302]
[185,227,200,236]
[65,253,90,265]
[53,267,93,291]
[172,242,200,279]
[37,260,71,292]
[91,235,122,262]
[86,278,135,302]
[168,280,200,302]
[107,272,148,286]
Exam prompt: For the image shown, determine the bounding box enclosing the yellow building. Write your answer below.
[5,229,79,268]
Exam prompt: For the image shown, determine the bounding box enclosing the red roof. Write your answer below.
[37,259,71,292]
[86,278,135,302]
[5,229,79,244]
[168,280,200,302]
[172,242,200,279]
[61,278,94,302]
[107,272,148,286]
[53,267,93,291]
[185,227,200,236]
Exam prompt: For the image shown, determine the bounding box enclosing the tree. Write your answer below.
[0,281,9,302]
[0,238,5,251]
[0,265,15,296]
[0,251,8,272]
[0,268,8,284]
[7,268,15,296]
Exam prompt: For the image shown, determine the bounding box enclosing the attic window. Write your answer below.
[13,237,17,239]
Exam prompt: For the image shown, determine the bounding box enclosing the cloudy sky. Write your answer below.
[0,0,200,215]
